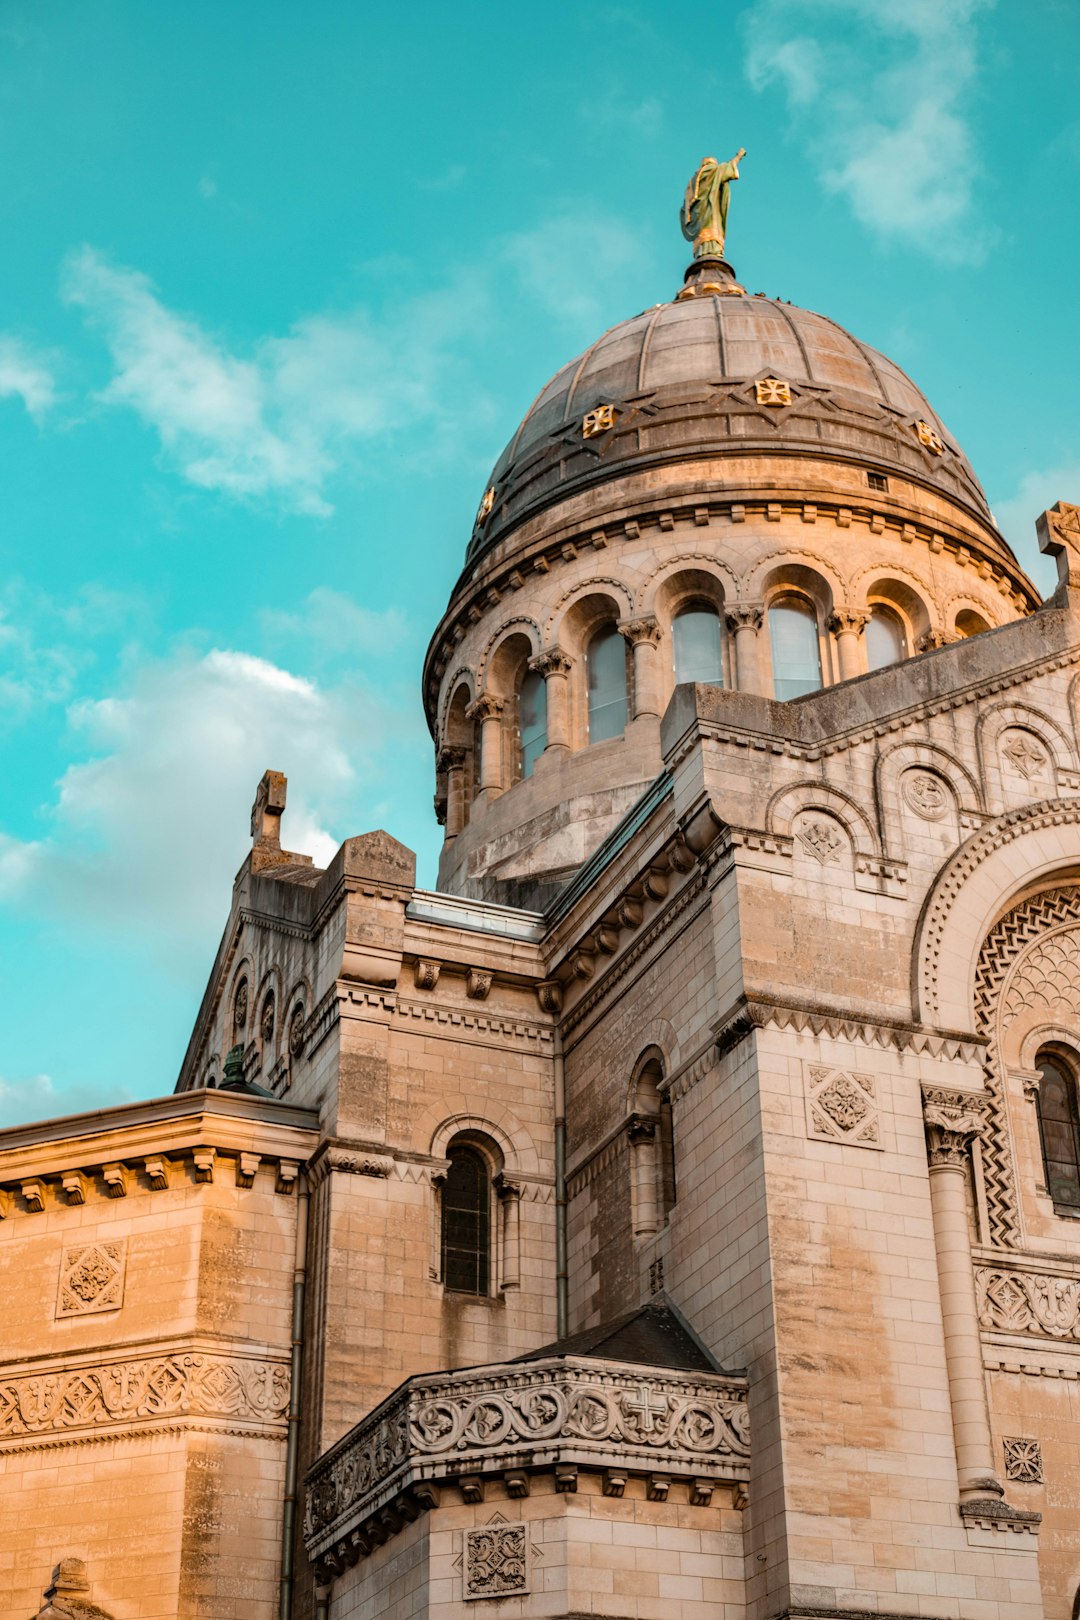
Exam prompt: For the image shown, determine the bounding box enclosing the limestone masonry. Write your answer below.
[4,224,1080,1620]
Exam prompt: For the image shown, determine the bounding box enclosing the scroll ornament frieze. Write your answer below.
[304,1359,749,1548]
[977,1266,1080,1343]
[0,1352,290,1440]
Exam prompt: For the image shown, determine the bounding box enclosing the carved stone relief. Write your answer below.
[0,1352,290,1439]
[464,1522,529,1600]
[1001,925,1080,1034]
[56,1241,125,1319]
[1001,730,1050,783]
[1003,1437,1043,1483]
[976,1265,1080,1342]
[795,817,845,866]
[805,1064,882,1150]
[901,770,950,821]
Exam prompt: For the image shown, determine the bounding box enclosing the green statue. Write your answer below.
[681,149,746,260]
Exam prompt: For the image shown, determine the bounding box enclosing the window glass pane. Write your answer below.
[769,596,822,701]
[865,606,908,671]
[518,668,547,779]
[587,626,628,743]
[441,1145,490,1294]
[1037,1058,1080,1209]
[673,608,724,685]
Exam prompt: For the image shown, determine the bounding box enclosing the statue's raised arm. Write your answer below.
[681,148,746,260]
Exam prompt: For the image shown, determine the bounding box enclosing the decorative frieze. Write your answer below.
[0,1351,290,1442]
[977,1264,1080,1343]
[304,1355,749,1566]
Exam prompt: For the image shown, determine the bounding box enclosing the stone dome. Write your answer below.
[465,261,993,570]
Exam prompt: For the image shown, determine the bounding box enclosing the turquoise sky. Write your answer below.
[1,0,1078,1124]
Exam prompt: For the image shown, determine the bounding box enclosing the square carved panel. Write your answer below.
[805,1064,883,1150]
[1003,1436,1043,1483]
[56,1240,126,1318]
[464,1523,529,1600]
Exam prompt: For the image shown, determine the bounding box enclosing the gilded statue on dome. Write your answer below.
[681,149,746,260]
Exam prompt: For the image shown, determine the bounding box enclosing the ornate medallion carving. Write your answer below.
[582,404,617,438]
[796,819,844,866]
[914,418,944,454]
[901,770,950,820]
[755,377,791,406]
[805,1065,881,1149]
[464,1522,528,1599]
[261,992,275,1047]
[1003,1436,1043,1483]
[288,1004,305,1058]
[56,1241,126,1318]
[1001,731,1048,781]
[233,978,249,1033]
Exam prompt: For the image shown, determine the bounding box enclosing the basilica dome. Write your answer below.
[464,259,994,572]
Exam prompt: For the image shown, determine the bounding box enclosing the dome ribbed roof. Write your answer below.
[465,286,993,567]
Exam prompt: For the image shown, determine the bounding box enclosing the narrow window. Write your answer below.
[673,606,724,685]
[587,624,628,743]
[659,1094,676,1220]
[865,605,908,670]
[518,667,547,779]
[867,472,888,492]
[769,595,822,700]
[441,1143,490,1293]
[1035,1055,1080,1210]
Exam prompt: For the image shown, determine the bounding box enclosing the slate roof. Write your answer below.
[513,1300,727,1376]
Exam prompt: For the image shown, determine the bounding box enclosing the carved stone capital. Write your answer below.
[436,745,466,774]
[494,1172,524,1201]
[618,616,662,648]
[917,627,959,652]
[828,608,870,637]
[922,1085,987,1168]
[627,1112,658,1145]
[724,602,763,633]
[528,648,572,679]
[466,693,504,723]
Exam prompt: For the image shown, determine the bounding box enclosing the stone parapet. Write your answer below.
[303,1354,749,1574]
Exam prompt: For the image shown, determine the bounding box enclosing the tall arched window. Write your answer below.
[441,1142,491,1293]
[587,624,628,743]
[1035,1053,1080,1210]
[769,595,822,700]
[629,1056,676,1237]
[673,605,724,685]
[865,605,908,670]
[517,667,547,779]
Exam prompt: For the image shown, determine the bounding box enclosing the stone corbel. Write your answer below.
[102,1163,129,1198]
[191,1148,216,1184]
[414,959,441,991]
[144,1157,170,1191]
[536,980,563,1015]
[21,1178,45,1212]
[276,1159,299,1194]
[61,1171,88,1206]
[466,967,492,1000]
[236,1153,261,1189]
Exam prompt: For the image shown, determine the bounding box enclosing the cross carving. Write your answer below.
[621,1384,669,1435]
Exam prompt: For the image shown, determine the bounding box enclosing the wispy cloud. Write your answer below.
[742,0,995,265]
[991,462,1080,590]
[0,334,57,419]
[0,632,425,964]
[61,246,496,516]
[0,1070,136,1130]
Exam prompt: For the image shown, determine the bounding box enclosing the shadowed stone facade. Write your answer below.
[4,233,1080,1620]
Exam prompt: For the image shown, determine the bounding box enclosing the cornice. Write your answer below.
[707,993,985,1075]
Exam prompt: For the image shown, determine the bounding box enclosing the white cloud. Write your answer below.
[262,587,410,662]
[0,1071,135,1130]
[0,636,424,966]
[0,334,56,419]
[61,246,495,516]
[742,0,995,265]
[502,214,643,333]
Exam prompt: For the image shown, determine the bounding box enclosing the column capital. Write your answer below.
[493,1171,524,1201]
[466,692,504,722]
[436,745,466,774]
[828,608,870,636]
[724,602,764,632]
[917,626,960,652]
[922,1084,987,1168]
[528,647,572,678]
[618,616,662,647]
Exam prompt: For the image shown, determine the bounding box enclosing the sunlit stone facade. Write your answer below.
[4,238,1080,1620]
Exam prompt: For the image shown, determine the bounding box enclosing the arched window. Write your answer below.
[1035,1053,1080,1210]
[769,595,822,700]
[518,667,547,779]
[629,1056,676,1237]
[673,605,724,685]
[956,609,990,639]
[441,1142,491,1293]
[865,605,908,670]
[587,624,628,743]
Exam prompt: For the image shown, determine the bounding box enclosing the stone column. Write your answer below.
[921,1085,1003,1504]
[436,746,467,838]
[467,694,505,797]
[628,1114,660,1238]
[529,648,573,752]
[495,1173,522,1290]
[828,608,870,681]
[618,617,663,719]
[725,603,765,696]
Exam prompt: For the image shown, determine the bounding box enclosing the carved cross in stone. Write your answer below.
[1036,501,1080,588]
[621,1383,669,1436]
[250,769,287,848]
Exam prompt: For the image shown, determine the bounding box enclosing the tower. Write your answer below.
[4,168,1080,1620]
